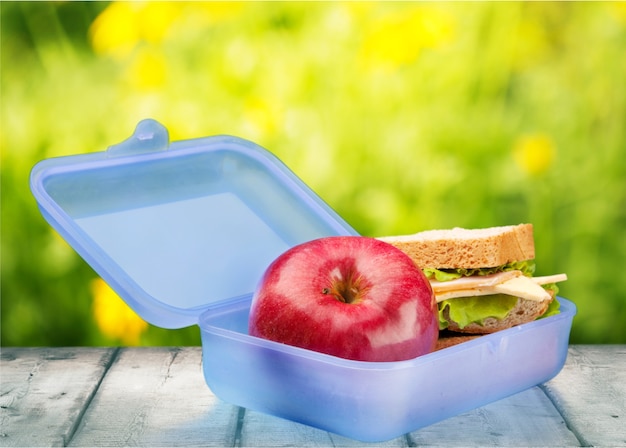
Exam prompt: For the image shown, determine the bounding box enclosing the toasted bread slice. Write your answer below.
[378,224,535,269]
[435,332,481,350]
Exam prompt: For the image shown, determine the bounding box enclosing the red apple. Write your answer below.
[248,236,438,362]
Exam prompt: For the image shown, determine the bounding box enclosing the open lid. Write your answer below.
[30,119,357,329]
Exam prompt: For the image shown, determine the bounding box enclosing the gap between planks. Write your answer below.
[64,347,120,447]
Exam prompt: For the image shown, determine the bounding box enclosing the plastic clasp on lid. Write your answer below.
[107,119,170,156]
[30,119,357,329]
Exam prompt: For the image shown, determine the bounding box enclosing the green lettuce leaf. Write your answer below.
[438,294,518,330]
[537,284,560,319]
[438,284,561,330]
[424,260,536,282]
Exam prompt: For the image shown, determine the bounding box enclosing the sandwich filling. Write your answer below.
[424,260,535,282]
[377,224,567,333]
[422,261,565,330]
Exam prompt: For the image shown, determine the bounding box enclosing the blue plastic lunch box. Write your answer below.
[30,119,576,442]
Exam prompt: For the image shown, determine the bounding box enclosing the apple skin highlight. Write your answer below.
[248,236,438,362]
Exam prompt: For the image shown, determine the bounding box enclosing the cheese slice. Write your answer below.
[430,270,522,294]
[435,288,499,302]
[431,272,567,303]
[489,275,550,302]
[531,273,568,285]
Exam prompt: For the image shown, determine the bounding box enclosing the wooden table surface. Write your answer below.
[1,346,624,447]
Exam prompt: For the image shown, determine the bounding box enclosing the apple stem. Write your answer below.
[322,277,362,304]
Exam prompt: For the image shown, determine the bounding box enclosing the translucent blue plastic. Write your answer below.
[199,296,575,442]
[30,119,576,442]
[30,119,357,328]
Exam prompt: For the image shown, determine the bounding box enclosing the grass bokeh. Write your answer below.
[2,1,625,346]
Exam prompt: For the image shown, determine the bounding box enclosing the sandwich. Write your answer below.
[378,224,567,336]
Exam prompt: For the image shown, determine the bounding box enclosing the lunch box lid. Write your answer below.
[30,119,358,329]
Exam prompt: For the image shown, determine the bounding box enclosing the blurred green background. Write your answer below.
[2,1,625,347]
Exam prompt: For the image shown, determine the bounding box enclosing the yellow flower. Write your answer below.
[89,1,182,59]
[125,47,167,90]
[91,278,148,345]
[89,2,141,59]
[190,1,245,25]
[513,134,556,176]
[360,5,455,69]
[609,2,626,24]
[138,2,182,44]
[242,97,281,139]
